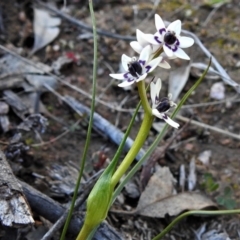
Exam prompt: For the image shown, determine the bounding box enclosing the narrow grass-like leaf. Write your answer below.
[60,2,98,239]
[153,209,240,240]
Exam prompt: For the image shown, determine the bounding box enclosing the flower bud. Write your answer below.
[84,170,114,231]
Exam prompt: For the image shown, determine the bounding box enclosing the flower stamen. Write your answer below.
[128,59,142,78]
[164,31,177,45]
[156,97,171,113]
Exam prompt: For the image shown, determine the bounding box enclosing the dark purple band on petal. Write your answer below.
[172,45,178,52]
[124,72,130,79]
[154,36,162,44]
[165,44,172,50]
[124,72,136,82]
[159,28,166,35]
[145,65,151,73]
[162,113,168,120]
[138,60,146,66]
[127,78,135,82]
[176,39,180,46]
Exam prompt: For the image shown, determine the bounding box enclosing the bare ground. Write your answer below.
[0,0,240,239]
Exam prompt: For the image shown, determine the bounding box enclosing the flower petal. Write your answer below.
[179,36,194,48]
[136,29,148,47]
[159,60,171,69]
[139,45,151,64]
[167,20,181,36]
[154,78,162,105]
[152,109,164,119]
[150,44,160,54]
[118,79,136,87]
[155,78,162,93]
[155,14,165,31]
[152,110,179,128]
[130,41,142,54]
[160,52,177,60]
[109,73,125,80]
[143,33,160,45]
[136,73,147,82]
[150,82,157,106]
[121,54,132,71]
[144,56,162,73]
[173,47,190,60]
[163,44,174,57]
[162,114,180,128]
[150,79,161,107]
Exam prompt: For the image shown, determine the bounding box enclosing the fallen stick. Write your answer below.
[0,150,34,228]
[20,180,123,239]
[63,95,146,161]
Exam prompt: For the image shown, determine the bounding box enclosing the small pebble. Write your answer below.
[210,82,225,100]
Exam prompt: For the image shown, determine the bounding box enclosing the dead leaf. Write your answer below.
[31,9,61,54]
[168,64,191,102]
[137,166,216,218]
[138,192,217,218]
[137,166,176,212]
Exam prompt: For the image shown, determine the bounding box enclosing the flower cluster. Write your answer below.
[109,14,194,128]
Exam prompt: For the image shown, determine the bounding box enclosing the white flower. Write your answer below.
[150,78,179,129]
[109,45,162,87]
[144,14,194,60]
[130,29,171,69]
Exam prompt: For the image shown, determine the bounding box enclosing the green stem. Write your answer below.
[153,209,240,240]
[137,80,152,113]
[76,224,92,240]
[111,80,153,187]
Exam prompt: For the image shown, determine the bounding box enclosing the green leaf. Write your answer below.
[225,199,236,210]
[202,173,219,192]
[216,186,236,210]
